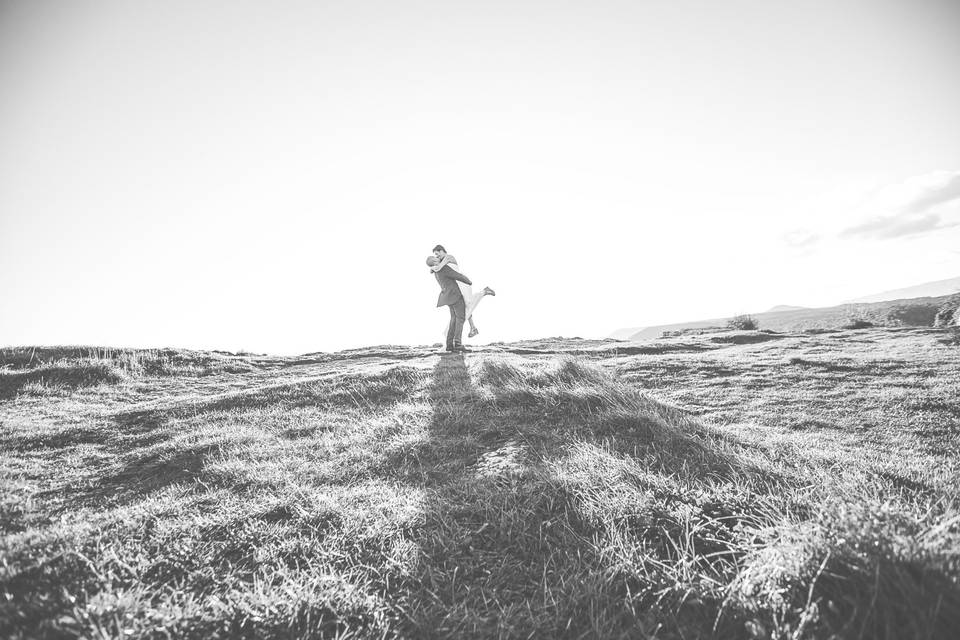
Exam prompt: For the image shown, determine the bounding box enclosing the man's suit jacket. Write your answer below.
[434,265,472,307]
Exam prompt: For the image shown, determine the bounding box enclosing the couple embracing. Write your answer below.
[427,245,495,353]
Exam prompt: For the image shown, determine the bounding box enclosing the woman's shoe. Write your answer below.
[483,287,496,296]
[468,328,479,337]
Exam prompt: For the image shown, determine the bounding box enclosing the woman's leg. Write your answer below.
[462,283,494,338]
[466,287,494,321]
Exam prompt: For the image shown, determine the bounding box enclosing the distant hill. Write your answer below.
[625,294,953,340]
[845,275,960,304]
[608,326,646,340]
[766,305,808,312]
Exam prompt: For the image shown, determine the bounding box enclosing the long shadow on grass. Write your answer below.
[400,353,585,638]
[396,354,960,639]
[394,354,777,639]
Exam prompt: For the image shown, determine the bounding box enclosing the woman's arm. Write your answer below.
[430,255,454,272]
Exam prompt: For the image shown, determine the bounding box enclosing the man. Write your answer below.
[428,244,472,353]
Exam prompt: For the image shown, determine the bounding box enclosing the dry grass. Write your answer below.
[1,328,959,639]
[0,346,259,378]
[0,360,128,399]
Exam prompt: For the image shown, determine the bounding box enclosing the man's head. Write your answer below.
[432,245,446,260]
[426,256,439,267]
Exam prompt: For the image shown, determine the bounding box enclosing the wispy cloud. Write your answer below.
[782,229,821,248]
[840,213,952,240]
[840,170,960,240]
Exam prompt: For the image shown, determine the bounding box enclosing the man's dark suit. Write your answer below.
[433,265,473,350]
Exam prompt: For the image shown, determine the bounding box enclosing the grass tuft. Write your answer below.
[727,314,759,330]
[0,359,127,399]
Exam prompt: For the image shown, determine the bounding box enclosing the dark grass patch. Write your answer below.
[0,360,126,399]
[876,470,936,495]
[906,398,960,418]
[786,356,912,375]
[95,442,230,500]
[938,327,960,346]
[710,331,785,345]
[280,426,321,439]
[789,356,849,370]
[814,555,960,639]
[788,418,836,431]
[843,318,875,330]
[5,425,109,451]
[734,504,960,639]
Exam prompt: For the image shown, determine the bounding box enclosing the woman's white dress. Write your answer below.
[446,261,485,320]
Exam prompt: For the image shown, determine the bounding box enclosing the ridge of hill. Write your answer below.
[846,275,960,304]
[766,304,808,312]
[625,293,953,340]
[2,329,959,639]
[611,275,960,341]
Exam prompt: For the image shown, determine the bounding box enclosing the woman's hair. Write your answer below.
[426,256,439,266]
[432,245,446,253]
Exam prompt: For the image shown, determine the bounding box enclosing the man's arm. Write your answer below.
[430,255,454,273]
[438,264,472,285]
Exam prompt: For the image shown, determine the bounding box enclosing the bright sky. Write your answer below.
[2,0,959,354]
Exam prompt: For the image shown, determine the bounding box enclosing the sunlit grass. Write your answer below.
[1,328,958,638]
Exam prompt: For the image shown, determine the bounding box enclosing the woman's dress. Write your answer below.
[446,262,484,320]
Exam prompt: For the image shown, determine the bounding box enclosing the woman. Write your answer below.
[427,246,495,337]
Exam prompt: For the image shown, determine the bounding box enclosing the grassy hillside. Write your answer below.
[2,329,959,639]
[627,294,954,340]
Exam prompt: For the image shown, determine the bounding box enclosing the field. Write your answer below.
[2,328,959,639]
